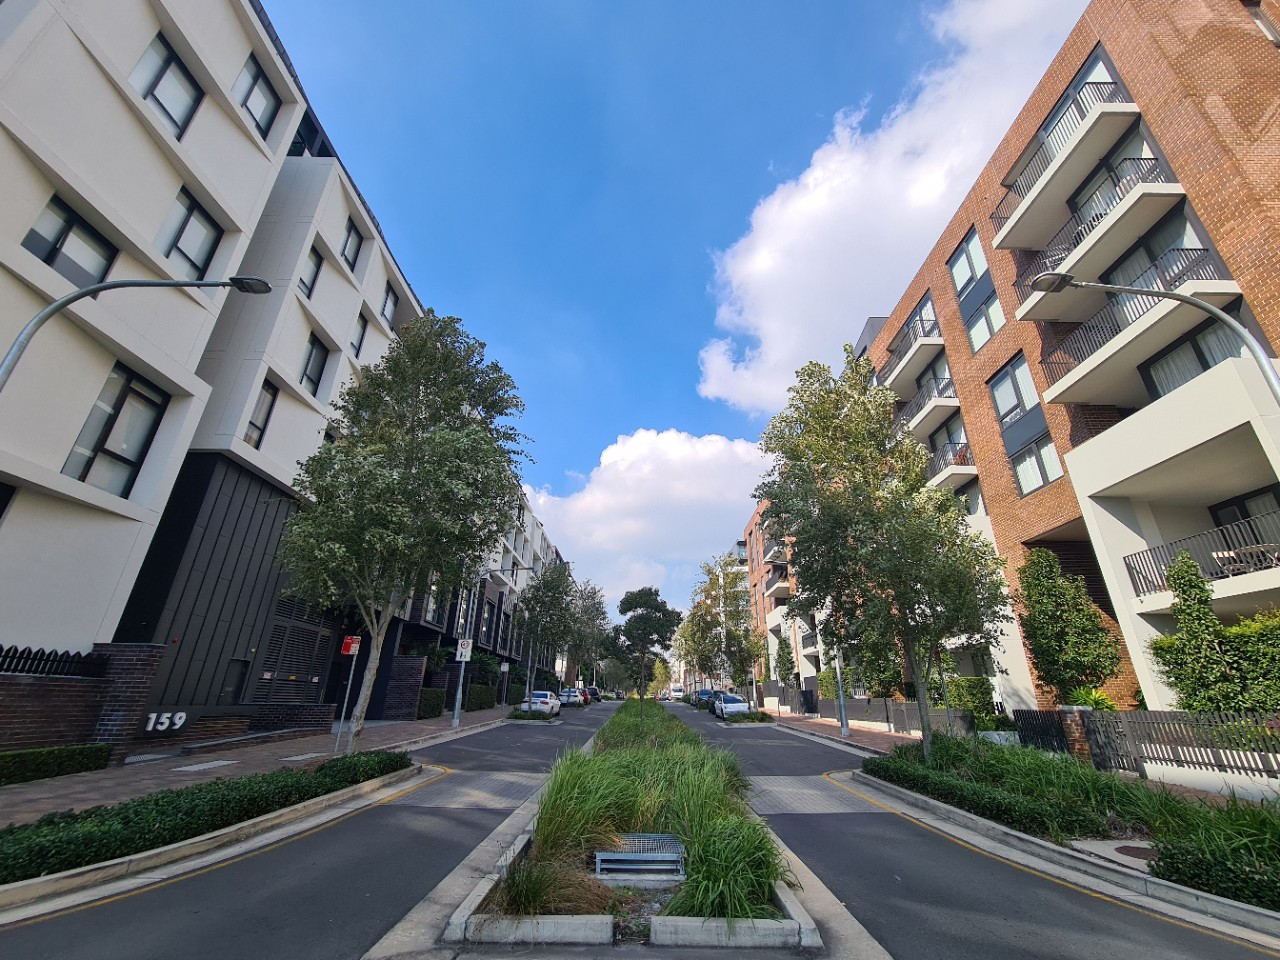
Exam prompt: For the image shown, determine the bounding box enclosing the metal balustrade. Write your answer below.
[1124,509,1280,597]
[925,442,972,480]
[1040,249,1226,384]
[881,318,942,381]
[894,377,957,426]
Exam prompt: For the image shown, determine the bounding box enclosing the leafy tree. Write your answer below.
[600,656,631,693]
[1016,548,1121,703]
[774,636,797,688]
[651,656,672,695]
[566,579,610,685]
[515,562,577,700]
[616,587,682,709]
[279,312,524,750]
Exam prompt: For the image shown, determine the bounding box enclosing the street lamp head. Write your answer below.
[228,275,272,295]
[1030,271,1076,294]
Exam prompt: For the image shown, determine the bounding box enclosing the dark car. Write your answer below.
[692,689,714,709]
[587,686,601,702]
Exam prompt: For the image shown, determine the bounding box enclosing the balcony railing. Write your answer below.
[925,442,973,481]
[1125,509,1280,597]
[881,318,943,381]
[991,82,1130,231]
[895,377,957,426]
[764,565,790,594]
[1012,158,1172,301]
[1042,249,1227,385]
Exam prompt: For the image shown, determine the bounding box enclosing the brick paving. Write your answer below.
[0,705,511,828]
[773,712,920,754]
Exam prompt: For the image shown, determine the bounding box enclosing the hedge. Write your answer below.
[1151,840,1280,911]
[418,688,446,719]
[0,743,112,787]
[861,756,1108,842]
[465,683,498,711]
[0,751,411,884]
[506,683,528,706]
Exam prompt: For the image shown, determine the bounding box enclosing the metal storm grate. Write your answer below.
[595,833,686,879]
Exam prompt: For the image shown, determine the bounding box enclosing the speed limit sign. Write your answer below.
[456,638,473,662]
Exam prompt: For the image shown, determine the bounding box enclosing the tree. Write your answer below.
[651,656,672,695]
[1016,548,1121,703]
[278,312,524,750]
[774,636,797,688]
[757,347,1009,757]
[516,562,577,700]
[566,579,610,685]
[616,587,682,710]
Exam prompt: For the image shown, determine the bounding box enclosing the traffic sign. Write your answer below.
[341,635,361,656]
[456,638,473,662]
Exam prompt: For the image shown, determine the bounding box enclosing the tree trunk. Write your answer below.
[907,645,933,760]
[347,596,398,753]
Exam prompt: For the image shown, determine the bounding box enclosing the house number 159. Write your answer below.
[145,711,187,731]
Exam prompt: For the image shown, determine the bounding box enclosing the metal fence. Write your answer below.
[1012,709,1070,753]
[0,644,109,678]
[1083,710,1280,779]
[1123,509,1280,596]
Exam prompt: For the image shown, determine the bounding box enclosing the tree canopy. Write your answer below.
[615,587,682,705]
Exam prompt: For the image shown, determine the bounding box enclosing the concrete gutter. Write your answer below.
[847,770,1280,949]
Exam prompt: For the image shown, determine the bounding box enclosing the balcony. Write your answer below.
[765,604,787,634]
[925,442,978,490]
[992,82,1139,248]
[764,564,791,599]
[763,538,786,562]
[881,318,945,395]
[1125,510,1280,599]
[1042,249,1240,406]
[895,377,960,439]
[797,619,818,652]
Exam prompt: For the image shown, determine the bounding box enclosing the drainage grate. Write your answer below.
[595,833,685,879]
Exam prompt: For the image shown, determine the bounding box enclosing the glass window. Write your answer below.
[916,351,951,391]
[243,379,278,449]
[129,35,203,139]
[300,333,328,396]
[948,229,988,298]
[1011,434,1063,495]
[989,355,1039,428]
[62,363,168,498]
[22,197,116,288]
[341,219,363,269]
[1141,319,1245,399]
[381,284,399,324]
[351,314,369,356]
[161,189,222,280]
[965,294,1006,352]
[231,55,281,138]
[929,412,966,452]
[299,247,322,298]
[957,480,985,516]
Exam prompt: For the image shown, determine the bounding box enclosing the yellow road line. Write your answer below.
[820,771,1280,958]
[1,766,453,932]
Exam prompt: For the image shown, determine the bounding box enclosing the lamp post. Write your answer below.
[0,275,272,394]
[1029,271,1280,408]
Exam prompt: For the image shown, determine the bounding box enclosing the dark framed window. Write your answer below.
[1011,433,1063,495]
[300,333,329,396]
[957,479,984,517]
[1210,484,1280,527]
[989,354,1039,429]
[928,412,966,452]
[62,363,169,498]
[915,351,951,392]
[0,483,15,523]
[1041,55,1116,155]
[22,197,116,288]
[381,284,399,324]
[965,293,1006,352]
[1067,125,1150,226]
[948,229,988,300]
[163,189,222,280]
[351,314,369,356]
[341,218,363,269]
[231,54,281,138]
[243,379,278,449]
[130,35,203,139]
[1138,315,1244,400]
[299,247,322,298]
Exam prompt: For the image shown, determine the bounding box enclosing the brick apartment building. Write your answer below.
[864,0,1280,711]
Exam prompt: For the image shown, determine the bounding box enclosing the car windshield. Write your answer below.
[532,691,553,698]
[723,695,744,703]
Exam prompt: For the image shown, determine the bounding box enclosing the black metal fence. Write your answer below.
[1012,709,1069,753]
[1123,509,1280,596]
[0,644,109,678]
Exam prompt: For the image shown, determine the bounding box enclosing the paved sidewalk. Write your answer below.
[0,705,511,828]
[773,711,920,754]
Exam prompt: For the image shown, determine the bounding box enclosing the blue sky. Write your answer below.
[264,0,1089,609]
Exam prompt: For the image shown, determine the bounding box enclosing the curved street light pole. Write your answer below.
[0,275,272,394]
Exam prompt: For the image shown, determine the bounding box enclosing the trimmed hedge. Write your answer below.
[418,688,446,719]
[465,683,498,711]
[0,744,112,787]
[862,756,1108,842]
[1151,840,1280,911]
[0,751,411,884]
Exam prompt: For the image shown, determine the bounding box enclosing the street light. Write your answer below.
[0,275,273,394]
[1028,271,1280,408]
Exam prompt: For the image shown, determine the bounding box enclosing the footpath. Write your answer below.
[0,704,511,827]
[772,711,919,753]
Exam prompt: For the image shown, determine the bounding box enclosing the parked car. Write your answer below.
[580,689,591,704]
[587,686,601,702]
[657,689,671,701]
[560,688,585,705]
[715,694,750,719]
[692,689,714,709]
[517,691,561,716]
[706,690,729,712]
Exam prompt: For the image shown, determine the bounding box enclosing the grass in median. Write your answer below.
[0,751,411,885]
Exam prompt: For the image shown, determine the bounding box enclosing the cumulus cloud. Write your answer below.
[528,429,768,613]
[699,0,1090,415]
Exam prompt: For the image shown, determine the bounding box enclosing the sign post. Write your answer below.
[499,661,510,707]
[335,635,361,753]
[451,586,478,729]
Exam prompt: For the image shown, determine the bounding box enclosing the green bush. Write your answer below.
[418,688,446,719]
[1151,840,1280,911]
[724,711,774,723]
[0,751,410,884]
[1066,686,1116,710]
[944,676,996,716]
[0,743,112,787]
[465,683,498,711]
[507,707,556,721]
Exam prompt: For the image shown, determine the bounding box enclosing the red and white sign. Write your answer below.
[341,635,361,656]
[456,638,473,662]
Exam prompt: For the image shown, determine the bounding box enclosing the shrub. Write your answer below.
[0,743,112,787]
[418,688,446,719]
[1151,841,1280,911]
[1066,687,1116,711]
[944,676,996,716]
[507,707,555,721]
[724,711,774,723]
[465,683,498,711]
[314,750,410,787]
[665,815,791,921]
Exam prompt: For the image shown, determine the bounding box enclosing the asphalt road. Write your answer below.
[0,704,615,960]
[676,702,1274,960]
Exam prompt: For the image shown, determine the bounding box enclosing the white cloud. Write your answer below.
[528,429,768,614]
[699,0,1091,415]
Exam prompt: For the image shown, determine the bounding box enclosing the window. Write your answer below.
[130,35,202,139]
[300,333,329,396]
[380,284,399,324]
[1210,484,1280,527]
[1067,126,1151,226]
[341,219,363,269]
[989,355,1039,429]
[929,412,966,452]
[351,314,369,356]
[1011,434,1063,495]
[22,197,116,287]
[161,189,222,280]
[62,363,168,498]
[231,54,281,137]
[948,229,988,299]
[965,293,1006,352]
[299,247,322,298]
[915,351,951,392]
[957,480,985,517]
[243,380,278,449]
[1042,56,1115,156]
[1140,318,1244,399]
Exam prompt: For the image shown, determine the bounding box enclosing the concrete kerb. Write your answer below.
[771,721,883,759]
[845,770,1280,950]
[374,717,507,753]
[0,763,436,913]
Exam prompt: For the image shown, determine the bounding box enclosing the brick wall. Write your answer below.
[91,642,165,758]
[382,656,426,721]
[134,715,252,748]
[0,675,107,750]
[250,703,336,732]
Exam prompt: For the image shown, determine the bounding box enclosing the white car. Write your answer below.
[517,690,561,716]
[715,694,751,719]
[559,688,585,705]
